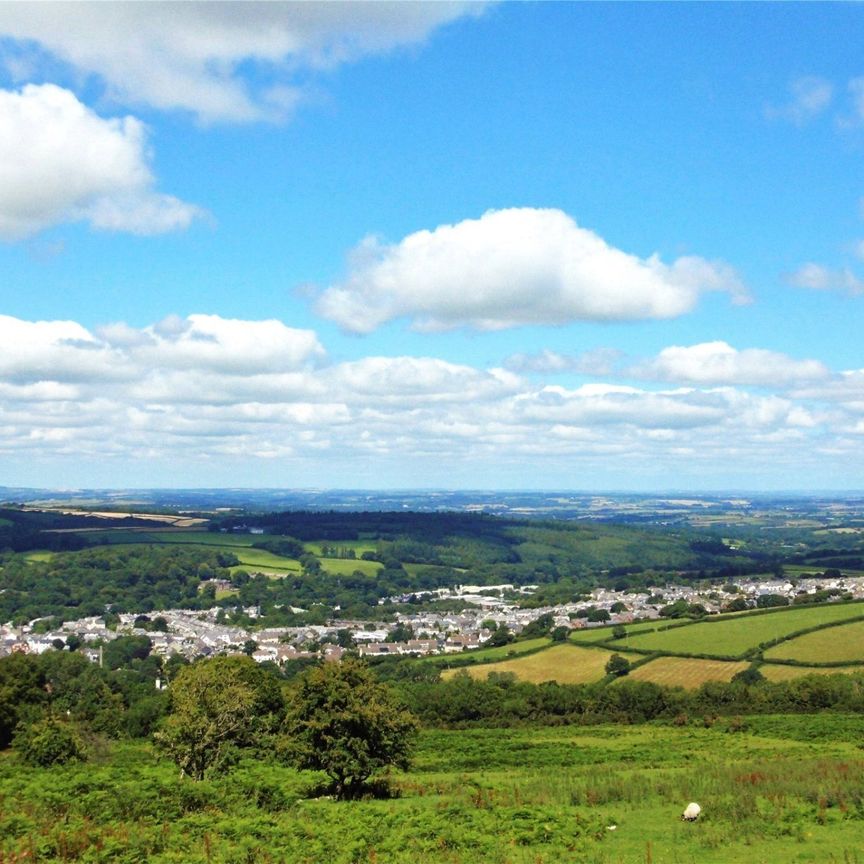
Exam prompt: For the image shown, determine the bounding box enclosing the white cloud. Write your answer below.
[504,348,625,376]
[0,312,856,486]
[766,76,833,124]
[630,341,830,387]
[325,357,521,404]
[0,2,484,123]
[134,314,326,375]
[786,262,864,295]
[315,208,748,333]
[0,84,201,240]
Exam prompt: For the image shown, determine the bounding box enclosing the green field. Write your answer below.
[621,603,864,658]
[569,618,667,643]
[760,662,864,682]
[627,656,749,688]
[23,551,55,563]
[785,564,864,578]
[764,618,864,664]
[4,718,864,863]
[429,637,551,667]
[442,643,638,685]
[320,557,383,577]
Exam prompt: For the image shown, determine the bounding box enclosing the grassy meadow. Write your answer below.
[430,638,552,667]
[759,663,864,682]
[620,603,864,658]
[4,718,864,863]
[763,619,864,664]
[569,619,667,643]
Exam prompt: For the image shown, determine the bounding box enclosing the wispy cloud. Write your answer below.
[766,76,833,124]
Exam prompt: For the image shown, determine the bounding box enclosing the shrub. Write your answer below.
[14,717,86,767]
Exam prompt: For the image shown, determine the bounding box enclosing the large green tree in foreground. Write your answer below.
[154,655,283,780]
[284,658,418,798]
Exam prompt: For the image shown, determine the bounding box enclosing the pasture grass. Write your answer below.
[626,656,749,688]
[440,643,639,685]
[320,557,383,577]
[569,618,668,643]
[428,638,551,667]
[23,551,55,563]
[764,619,864,663]
[622,602,864,658]
[3,719,864,863]
[759,663,864,682]
[785,564,864,577]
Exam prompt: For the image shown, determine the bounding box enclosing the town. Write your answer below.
[5,571,863,666]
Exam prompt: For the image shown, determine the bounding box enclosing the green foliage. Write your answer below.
[485,624,513,647]
[154,655,284,780]
[284,658,418,798]
[757,593,790,608]
[4,713,864,862]
[521,612,554,638]
[732,666,765,685]
[0,652,47,747]
[13,716,86,766]
[0,544,230,622]
[605,653,631,677]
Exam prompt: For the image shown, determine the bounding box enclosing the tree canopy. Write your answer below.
[284,658,418,798]
[154,655,284,780]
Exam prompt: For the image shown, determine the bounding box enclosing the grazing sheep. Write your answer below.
[682,802,701,822]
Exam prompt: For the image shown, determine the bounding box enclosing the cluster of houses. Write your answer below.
[4,573,863,665]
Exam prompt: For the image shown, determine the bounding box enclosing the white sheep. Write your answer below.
[682,802,701,822]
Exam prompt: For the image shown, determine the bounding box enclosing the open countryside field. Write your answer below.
[441,643,639,685]
[430,637,551,667]
[5,718,864,863]
[760,663,864,682]
[621,602,864,658]
[319,557,383,577]
[66,529,383,576]
[785,563,864,578]
[764,618,864,664]
[626,656,749,688]
[569,619,669,643]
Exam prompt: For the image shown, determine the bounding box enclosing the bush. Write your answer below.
[14,717,86,766]
[605,654,631,677]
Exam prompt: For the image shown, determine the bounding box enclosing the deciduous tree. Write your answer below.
[154,655,283,780]
[284,658,417,798]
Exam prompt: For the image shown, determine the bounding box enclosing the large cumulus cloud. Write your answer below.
[315,209,749,333]
[0,84,201,240]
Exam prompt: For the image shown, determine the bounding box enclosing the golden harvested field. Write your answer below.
[626,656,748,688]
[759,663,864,682]
[763,619,864,663]
[441,643,636,685]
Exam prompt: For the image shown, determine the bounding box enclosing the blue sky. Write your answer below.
[1,2,864,490]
